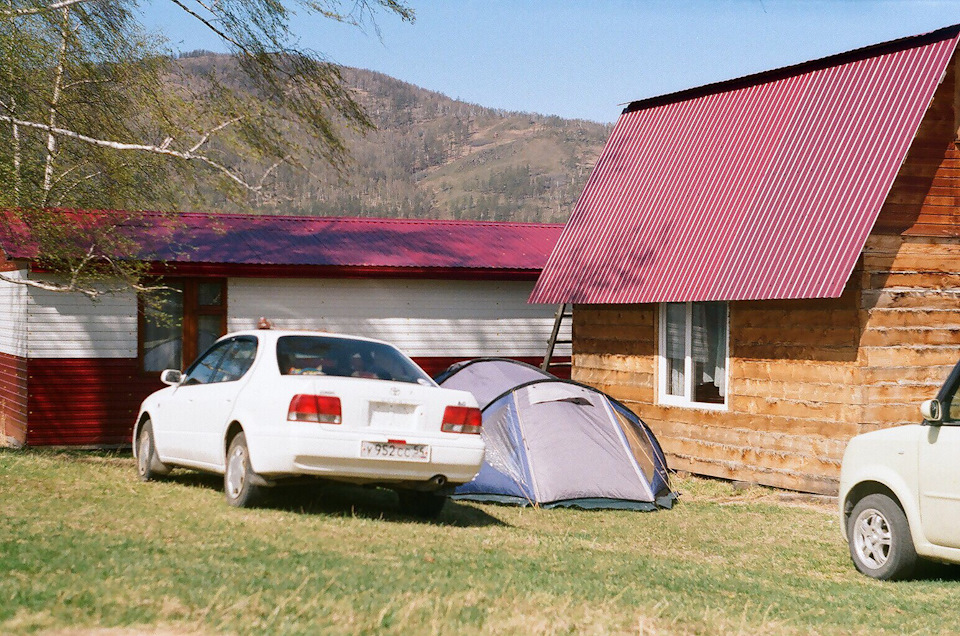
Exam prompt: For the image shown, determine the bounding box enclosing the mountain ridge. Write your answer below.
[174,53,611,223]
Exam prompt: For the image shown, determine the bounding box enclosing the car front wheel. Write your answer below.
[848,493,917,580]
[224,432,263,508]
[136,420,170,482]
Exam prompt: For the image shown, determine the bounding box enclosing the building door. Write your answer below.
[140,279,227,373]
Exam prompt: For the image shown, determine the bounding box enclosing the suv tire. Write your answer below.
[848,493,917,580]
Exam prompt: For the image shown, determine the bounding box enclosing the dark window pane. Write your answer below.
[197,314,222,356]
[183,340,233,386]
[664,303,686,396]
[692,302,727,405]
[143,283,184,372]
[948,378,960,422]
[277,336,432,385]
[212,338,258,383]
[198,281,223,306]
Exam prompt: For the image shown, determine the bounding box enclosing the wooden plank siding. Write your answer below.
[860,47,960,433]
[570,51,960,496]
[572,290,862,495]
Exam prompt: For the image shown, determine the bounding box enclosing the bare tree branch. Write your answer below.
[62,77,113,90]
[53,167,105,205]
[165,0,245,50]
[258,155,288,188]
[0,269,175,299]
[0,113,277,192]
[188,116,242,152]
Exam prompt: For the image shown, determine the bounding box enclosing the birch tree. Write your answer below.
[0,0,413,296]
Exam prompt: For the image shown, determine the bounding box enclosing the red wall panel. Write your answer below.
[0,351,27,446]
[26,358,161,446]
[24,355,570,446]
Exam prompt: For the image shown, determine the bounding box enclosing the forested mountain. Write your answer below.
[174,53,612,223]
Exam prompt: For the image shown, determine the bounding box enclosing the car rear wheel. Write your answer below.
[224,432,263,508]
[136,420,170,482]
[848,493,917,580]
[397,490,446,519]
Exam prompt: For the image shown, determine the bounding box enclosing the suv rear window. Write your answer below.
[276,336,433,385]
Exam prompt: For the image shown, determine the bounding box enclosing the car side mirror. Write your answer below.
[921,399,942,424]
[160,369,183,386]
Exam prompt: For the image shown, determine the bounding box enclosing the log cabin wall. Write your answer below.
[571,52,960,496]
[859,48,960,431]
[573,288,861,496]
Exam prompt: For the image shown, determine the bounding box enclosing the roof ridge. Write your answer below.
[624,22,960,115]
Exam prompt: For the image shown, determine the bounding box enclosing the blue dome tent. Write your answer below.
[436,359,676,510]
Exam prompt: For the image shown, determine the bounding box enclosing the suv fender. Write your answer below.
[841,465,921,548]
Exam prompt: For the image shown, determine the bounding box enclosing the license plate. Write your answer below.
[360,441,430,463]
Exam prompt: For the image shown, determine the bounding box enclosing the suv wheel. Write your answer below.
[848,493,917,580]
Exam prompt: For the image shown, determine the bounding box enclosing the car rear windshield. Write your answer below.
[276,336,433,385]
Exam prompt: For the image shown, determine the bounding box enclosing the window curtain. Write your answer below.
[665,303,686,395]
[692,302,726,397]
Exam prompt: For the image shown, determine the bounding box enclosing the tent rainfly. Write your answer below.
[436,359,676,510]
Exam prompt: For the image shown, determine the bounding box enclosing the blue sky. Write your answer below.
[142,0,960,123]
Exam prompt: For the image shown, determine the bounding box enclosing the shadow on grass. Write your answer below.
[913,560,960,582]
[163,470,507,528]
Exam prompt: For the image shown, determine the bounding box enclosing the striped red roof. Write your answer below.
[0,210,563,274]
[531,25,960,304]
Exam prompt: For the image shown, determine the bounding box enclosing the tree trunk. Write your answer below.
[6,0,20,204]
[42,6,70,201]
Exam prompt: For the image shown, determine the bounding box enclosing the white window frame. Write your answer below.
[657,301,729,411]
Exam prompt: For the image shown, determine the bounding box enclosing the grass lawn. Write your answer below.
[3,450,960,635]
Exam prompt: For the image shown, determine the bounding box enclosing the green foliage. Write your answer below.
[0,0,411,295]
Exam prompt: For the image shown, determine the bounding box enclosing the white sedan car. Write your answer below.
[133,329,485,517]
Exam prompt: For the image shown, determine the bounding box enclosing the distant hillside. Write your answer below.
[173,54,612,223]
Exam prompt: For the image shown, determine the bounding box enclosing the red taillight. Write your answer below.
[288,394,342,424]
[441,406,482,434]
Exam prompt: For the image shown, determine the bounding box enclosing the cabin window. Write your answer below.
[139,279,227,373]
[658,301,728,409]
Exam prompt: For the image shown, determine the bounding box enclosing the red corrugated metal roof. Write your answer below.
[531,25,960,304]
[0,210,563,273]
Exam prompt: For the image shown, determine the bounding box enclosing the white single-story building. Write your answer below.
[0,210,568,447]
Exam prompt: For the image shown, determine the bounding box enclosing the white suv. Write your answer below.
[840,360,960,579]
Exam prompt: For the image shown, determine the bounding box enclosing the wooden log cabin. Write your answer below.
[531,25,960,495]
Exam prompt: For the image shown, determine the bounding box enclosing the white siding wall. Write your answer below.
[0,269,28,357]
[17,275,571,361]
[26,275,137,358]
[227,278,571,358]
